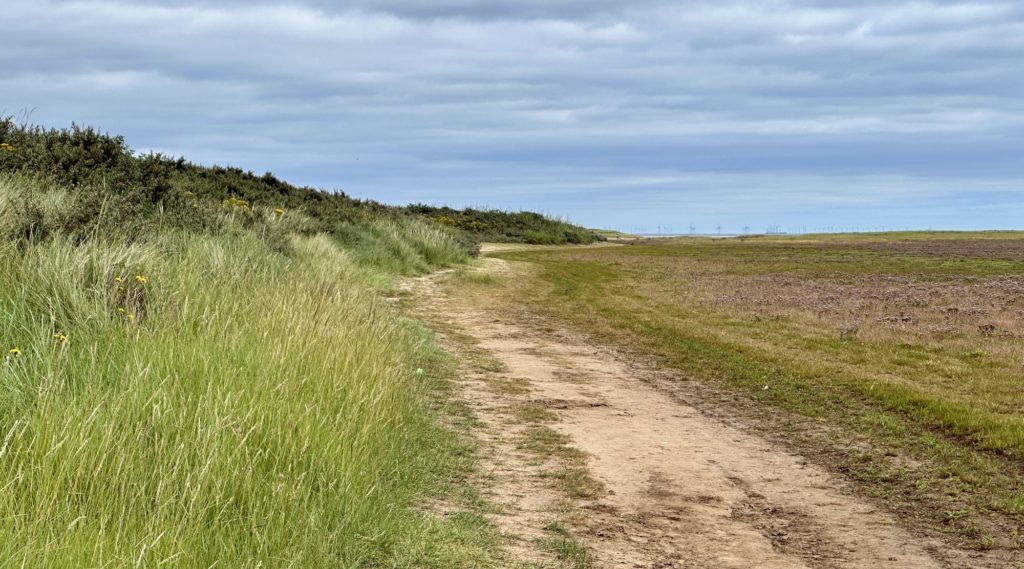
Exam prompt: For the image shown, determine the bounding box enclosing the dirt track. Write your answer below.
[413,255,982,568]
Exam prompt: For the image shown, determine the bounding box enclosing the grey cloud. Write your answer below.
[2,0,1022,230]
[129,0,670,20]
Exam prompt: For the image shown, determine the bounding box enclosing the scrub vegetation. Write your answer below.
[0,121,609,567]
[492,234,1024,549]
[0,117,602,248]
[406,205,601,245]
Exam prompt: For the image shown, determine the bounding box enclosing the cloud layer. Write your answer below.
[3,0,1022,230]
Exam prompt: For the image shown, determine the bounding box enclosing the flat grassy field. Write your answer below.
[492,233,1024,549]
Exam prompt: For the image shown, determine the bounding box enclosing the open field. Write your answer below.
[487,234,1024,556]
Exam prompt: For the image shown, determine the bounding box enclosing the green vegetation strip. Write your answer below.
[0,118,603,247]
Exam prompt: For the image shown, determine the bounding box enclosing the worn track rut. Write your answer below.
[414,256,979,568]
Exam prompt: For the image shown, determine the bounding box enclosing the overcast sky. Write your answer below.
[3,1,1022,232]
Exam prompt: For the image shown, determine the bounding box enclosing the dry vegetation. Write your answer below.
[859,235,1024,262]
[642,250,1024,420]
[492,233,1024,553]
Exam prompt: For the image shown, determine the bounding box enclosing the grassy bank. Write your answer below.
[0,118,603,246]
[0,165,512,566]
[492,234,1024,549]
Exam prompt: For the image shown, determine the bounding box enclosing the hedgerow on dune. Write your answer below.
[0,117,602,248]
[0,124,505,567]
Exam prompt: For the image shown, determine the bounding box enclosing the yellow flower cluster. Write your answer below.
[5,334,70,359]
[0,142,14,153]
[223,196,251,210]
[182,191,200,209]
[435,214,486,231]
[114,274,147,286]
[274,207,285,217]
[435,214,459,227]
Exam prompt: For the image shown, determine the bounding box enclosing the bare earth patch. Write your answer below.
[861,238,1024,262]
[411,256,1000,568]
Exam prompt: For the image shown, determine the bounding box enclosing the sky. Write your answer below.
[2,0,1022,232]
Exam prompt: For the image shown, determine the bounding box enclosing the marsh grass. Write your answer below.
[0,176,503,567]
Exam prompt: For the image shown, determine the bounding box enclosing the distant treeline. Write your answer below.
[0,118,603,249]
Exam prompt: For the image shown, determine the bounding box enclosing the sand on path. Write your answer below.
[411,254,979,568]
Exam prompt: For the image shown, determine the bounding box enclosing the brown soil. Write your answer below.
[859,238,1024,261]
[411,255,1001,568]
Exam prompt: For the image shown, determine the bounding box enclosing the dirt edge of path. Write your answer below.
[407,255,1013,569]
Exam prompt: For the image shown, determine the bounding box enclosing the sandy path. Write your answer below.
[414,258,959,568]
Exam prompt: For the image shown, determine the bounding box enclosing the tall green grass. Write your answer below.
[0,176,494,567]
[333,218,470,274]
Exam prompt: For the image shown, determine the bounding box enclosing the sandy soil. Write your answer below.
[412,256,991,568]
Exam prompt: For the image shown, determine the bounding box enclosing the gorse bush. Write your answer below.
[0,117,602,247]
[407,204,600,245]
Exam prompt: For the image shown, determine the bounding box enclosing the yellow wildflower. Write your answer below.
[274,207,284,216]
[222,196,251,210]
[0,142,14,153]
[115,276,123,283]
[135,275,148,285]
[54,333,68,343]
[117,307,126,314]
[8,347,21,357]
[126,313,135,322]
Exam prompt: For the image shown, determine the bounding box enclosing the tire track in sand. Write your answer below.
[413,256,973,568]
